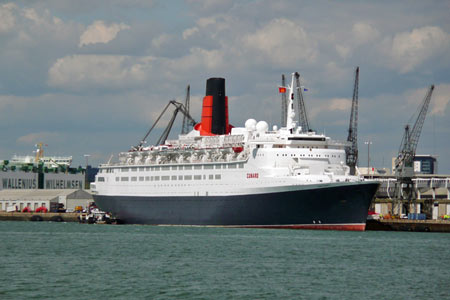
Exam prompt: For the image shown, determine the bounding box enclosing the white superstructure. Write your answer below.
[92,73,359,197]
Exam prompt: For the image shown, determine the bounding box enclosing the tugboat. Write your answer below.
[91,74,379,230]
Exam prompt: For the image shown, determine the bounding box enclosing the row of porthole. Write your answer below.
[112,174,222,182]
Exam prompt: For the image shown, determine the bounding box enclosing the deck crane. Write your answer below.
[281,74,287,127]
[393,85,435,216]
[135,100,196,150]
[346,67,359,175]
[294,72,310,132]
[181,85,191,134]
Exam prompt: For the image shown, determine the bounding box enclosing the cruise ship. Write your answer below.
[91,75,379,230]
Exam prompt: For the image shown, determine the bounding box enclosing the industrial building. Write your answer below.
[0,189,93,212]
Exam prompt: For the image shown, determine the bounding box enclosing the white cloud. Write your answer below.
[329,98,352,111]
[151,33,172,48]
[48,55,153,89]
[22,8,43,24]
[323,62,350,83]
[164,47,226,79]
[335,44,351,59]
[309,97,351,120]
[79,20,130,47]
[430,84,450,116]
[387,26,450,73]
[352,22,380,45]
[243,18,317,67]
[196,17,216,28]
[182,27,199,40]
[0,3,17,33]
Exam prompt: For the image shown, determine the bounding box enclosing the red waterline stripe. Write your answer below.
[234,224,366,231]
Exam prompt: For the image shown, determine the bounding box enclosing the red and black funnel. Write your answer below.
[195,78,232,136]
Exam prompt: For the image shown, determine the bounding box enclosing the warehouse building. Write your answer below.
[0,189,93,212]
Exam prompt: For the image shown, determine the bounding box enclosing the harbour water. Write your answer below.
[0,222,449,299]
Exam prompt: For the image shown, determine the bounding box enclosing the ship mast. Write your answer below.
[286,73,296,131]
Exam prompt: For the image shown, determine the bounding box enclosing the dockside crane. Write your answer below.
[281,74,287,127]
[393,85,435,215]
[294,72,310,132]
[346,67,359,175]
[181,85,191,134]
[136,100,196,150]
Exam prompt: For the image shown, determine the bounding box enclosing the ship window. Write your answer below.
[194,175,201,180]
[184,175,192,180]
[97,177,105,182]
[145,176,150,181]
[228,164,236,169]
[184,166,192,170]
[139,167,144,171]
[194,165,202,170]
[154,176,160,181]
[146,167,150,171]
[115,177,119,182]
[162,176,170,181]
[131,167,137,172]
[215,164,221,169]
[239,163,244,168]
[122,168,129,172]
[139,176,144,181]
[162,166,170,171]
[131,177,137,181]
[204,165,213,169]
[121,177,128,181]
[178,176,183,180]
[171,166,177,170]
[154,167,160,171]
[171,176,177,180]
[215,174,221,180]
[209,174,214,180]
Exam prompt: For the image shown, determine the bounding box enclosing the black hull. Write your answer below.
[93,182,379,230]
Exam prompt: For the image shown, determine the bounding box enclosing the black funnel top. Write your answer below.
[206,78,226,134]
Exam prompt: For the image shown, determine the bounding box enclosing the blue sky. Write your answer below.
[0,0,449,173]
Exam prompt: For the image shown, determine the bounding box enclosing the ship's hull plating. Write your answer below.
[93,182,379,231]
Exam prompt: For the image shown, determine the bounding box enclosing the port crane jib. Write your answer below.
[393,85,435,215]
[346,67,359,175]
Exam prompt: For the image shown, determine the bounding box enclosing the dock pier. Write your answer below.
[0,212,80,222]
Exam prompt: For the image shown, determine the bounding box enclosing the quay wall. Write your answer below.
[0,212,80,222]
